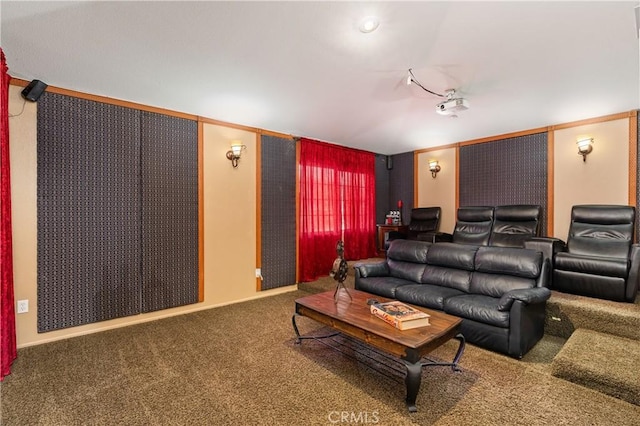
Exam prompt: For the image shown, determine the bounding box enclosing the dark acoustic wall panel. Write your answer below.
[261,135,296,290]
[389,152,414,224]
[37,93,142,332]
[140,112,199,311]
[459,132,548,234]
[637,112,640,242]
[375,154,390,224]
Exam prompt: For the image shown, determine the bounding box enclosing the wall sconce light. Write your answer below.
[226,142,246,168]
[576,137,594,162]
[428,160,441,178]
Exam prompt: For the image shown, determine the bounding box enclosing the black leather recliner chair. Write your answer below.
[489,205,542,247]
[532,205,640,303]
[427,206,495,245]
[452,206,495,245]
[387,207,441,246]
[428,205,541,248]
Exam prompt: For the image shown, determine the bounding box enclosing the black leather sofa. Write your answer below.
[354,239,551,358]
[525,204,640,303]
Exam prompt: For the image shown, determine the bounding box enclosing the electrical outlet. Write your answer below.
[17,300,29,314]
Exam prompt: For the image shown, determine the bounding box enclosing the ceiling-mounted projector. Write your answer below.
[436,97,469,115]
[406,70,470,116]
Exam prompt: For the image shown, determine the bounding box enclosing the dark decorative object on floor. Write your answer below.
[330,240,351,302]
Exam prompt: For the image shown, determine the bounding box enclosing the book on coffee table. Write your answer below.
[370,301,430,330]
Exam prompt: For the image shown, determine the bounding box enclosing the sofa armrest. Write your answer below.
[625,244,640,302]
[497,287,551,311]
[354,262,389,278]
[524,237,566,270]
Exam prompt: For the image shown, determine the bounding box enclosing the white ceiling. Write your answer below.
[2,1,639,155]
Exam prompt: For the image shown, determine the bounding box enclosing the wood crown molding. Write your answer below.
[414,142,459,154]
[421,110,638,153]
[629,111,638,210]
[11,77,198,121]
[549,111,635,131]
[458,127,550,147]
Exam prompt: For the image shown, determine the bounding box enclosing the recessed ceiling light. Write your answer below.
[359,16,379,33]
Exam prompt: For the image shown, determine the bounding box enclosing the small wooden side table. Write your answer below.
[377,224,408,254]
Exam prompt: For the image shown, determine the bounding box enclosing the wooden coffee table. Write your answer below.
[292,289,465,412]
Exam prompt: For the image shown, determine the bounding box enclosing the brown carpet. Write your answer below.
[2,273,640,425]
[551,328,640,406]
[545,291,640,340]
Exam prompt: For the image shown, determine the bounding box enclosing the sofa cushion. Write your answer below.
[443,294,510,328]
[426,242,478,271]
[395,284,465,311]
[421,265,472,293]
[387,239,430,263]
[475,246,542,278]
[470,247,540,297]
[355,277,413,299]
[388,259,427,283]
[470,272,536,298]
[554,252,628,278]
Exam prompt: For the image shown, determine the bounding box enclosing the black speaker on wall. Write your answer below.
[386,155,393,170]
[21,79,48,102]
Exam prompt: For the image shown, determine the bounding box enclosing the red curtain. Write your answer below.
[0,48,16,380]
[341,153,376,261]
[299,138,376,282]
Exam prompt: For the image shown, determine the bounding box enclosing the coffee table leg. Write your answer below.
[451,333,466,372]
[292,314,303,344]
[292,313,339,344]
[401,333,465,412]
[403,360,422,413]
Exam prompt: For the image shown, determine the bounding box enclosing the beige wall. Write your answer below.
[8,85,39,347]
[553,119,630,239]
[202,123,265,304]
[9,86,295,348]
[416,147,457,233]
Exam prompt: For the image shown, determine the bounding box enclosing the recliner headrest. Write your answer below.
[410,207,441,222]
[457,206,494,222]
[494,205,541,221]
[572,205,635,225]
